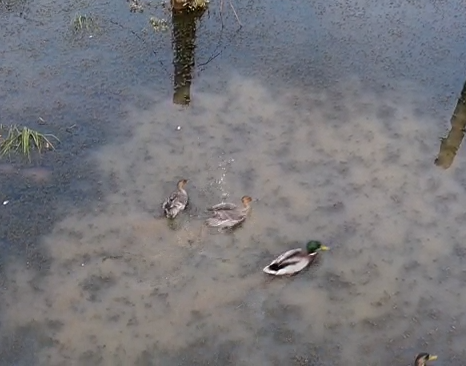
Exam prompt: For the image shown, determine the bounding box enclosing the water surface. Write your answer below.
[1,0,466,365]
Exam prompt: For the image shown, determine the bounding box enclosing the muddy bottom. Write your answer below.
[1,74,465,365]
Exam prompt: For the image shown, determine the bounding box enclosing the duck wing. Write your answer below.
[162,190,188,218]
[206,208,246,228]
[207,202,238,211]
[269,248,303,264]
[163,191,177,208]
[263,249,312,276]
[176,191,189,206]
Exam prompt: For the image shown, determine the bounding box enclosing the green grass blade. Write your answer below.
[30,130,41,153]
[0,124,58,160]
[22,127,29,159]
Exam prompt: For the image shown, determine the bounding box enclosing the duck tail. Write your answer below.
[262,265,278,275]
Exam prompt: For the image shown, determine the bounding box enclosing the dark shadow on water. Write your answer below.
[172,8,206,105]
[0,0,135,359]
[0,322,52,366]
[435,78,466,169]
[0,119,109,274]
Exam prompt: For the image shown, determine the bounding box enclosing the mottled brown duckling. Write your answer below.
[414,353,437,366]
[205,195,252,230]
[162,179,188,219]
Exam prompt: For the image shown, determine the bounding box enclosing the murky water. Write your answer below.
[1,0,466,365]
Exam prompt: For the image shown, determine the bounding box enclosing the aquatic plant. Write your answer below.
[72,14,97,33]
[0,124,59,160]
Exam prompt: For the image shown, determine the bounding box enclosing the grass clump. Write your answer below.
[72,14,98,33]
[0,124,59,160]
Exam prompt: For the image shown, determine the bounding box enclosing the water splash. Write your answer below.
[211,154,235,201]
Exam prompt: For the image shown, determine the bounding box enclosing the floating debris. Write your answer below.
[72,14,97,33]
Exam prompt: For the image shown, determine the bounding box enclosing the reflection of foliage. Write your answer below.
[127,0,171,13]
[128,0,144,13]
[72,14,98,34]
[0,124,59,161]
[435,81,466,169]
[150,17,169,32]
[126,0,171,33]
[186,0,210,12]
[169,0,210,14]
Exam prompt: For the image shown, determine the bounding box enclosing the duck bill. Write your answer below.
[428,355,438,361]
[320,245,330,251]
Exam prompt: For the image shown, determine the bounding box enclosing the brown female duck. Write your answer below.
[162,179,188,219]
[205,195,252,230]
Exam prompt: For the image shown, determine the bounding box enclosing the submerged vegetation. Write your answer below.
[71,14,98,34]
[0,124,59,160]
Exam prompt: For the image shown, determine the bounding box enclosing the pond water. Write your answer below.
[1,0,466,365]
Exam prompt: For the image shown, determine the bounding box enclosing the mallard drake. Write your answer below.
[414,353,437,366]
[263,240,329,276]
[205,196,252,230]
[162,179,188,219]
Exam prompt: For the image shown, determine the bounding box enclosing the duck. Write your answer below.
[205,196,252,231]
[162,179,189,219]
[263,240,329,276]
[414,353,437,366]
